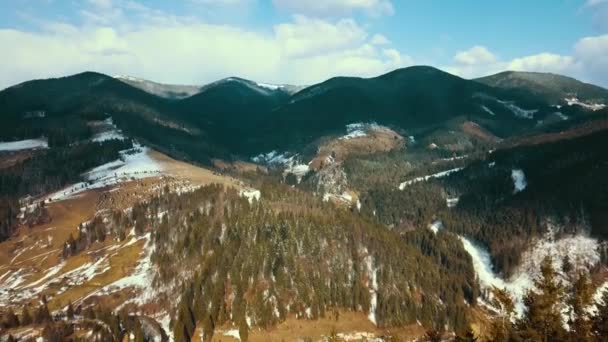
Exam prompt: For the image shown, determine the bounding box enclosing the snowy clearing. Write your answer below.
[48,143,163,201]
[0,138,48,151]
[91,117,126,142]
[398,168,463,190]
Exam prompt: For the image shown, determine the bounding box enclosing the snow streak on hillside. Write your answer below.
[565,97,606,111]
[398,168,463,190]
[0,138,48,151]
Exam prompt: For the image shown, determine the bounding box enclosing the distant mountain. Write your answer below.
[475,71,608,105]
[259,66,554,150]
[114,75,202,99]
[1,66,606,163]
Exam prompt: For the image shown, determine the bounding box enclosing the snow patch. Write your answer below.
[0,138,48,151]
[340,122,385,140]
[362,249,378,325]
[446,197,459,208]
[251,150,294,166]
[223,329,241,340]
[511,169,527,193]
[240,189,261,203]
[429,220,444,234]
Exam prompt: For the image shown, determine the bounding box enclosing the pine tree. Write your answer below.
[455,326,478,341]
[568,272,593,341]
[239,317,249,342]
[1,308,19,328]
[515,256,566,341]
[424,329,442,342]
[592,290,608,339]
[489,287,515,341]
[34,302,51,324]
[21,306,32,326]
[66,301,74,320]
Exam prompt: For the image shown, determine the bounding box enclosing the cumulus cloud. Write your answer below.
[454,46,497,65]
[0,2,411,89]
[507,53,576,73]
[272,0,394,17]
[370,34,390,45]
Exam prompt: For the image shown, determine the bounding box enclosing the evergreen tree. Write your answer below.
[515,256,566,341]
[66,301,75,320]
[568,272,593,341]
[489,287,515,341]
[1,308,19,328]
[424,329,442,342]
[21,306,32,326]
[592,290,608,339]
[34,302,51,324]
[455,326,478,342]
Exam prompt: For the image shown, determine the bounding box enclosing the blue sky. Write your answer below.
[0,0,607,89]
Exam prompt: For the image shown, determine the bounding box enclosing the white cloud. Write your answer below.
[453,46,497,65]
[272,0,394,17]
[274,15,367,58]
[0,3,411,89]
[370,33,390,45]
[507,53,576,73]
[445,38,608,87]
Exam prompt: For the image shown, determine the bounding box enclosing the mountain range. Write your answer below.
[2,65,608,341]
[2,66,606,163]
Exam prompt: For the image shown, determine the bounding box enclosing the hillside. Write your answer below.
[476,71,608,106]
[114,76,202,100]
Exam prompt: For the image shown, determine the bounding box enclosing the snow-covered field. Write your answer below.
[48,143,163,201]
[398,167,463,190]
[0,138,48,151]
